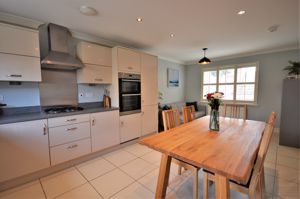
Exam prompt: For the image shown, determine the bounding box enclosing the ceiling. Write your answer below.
[0,0,298,64]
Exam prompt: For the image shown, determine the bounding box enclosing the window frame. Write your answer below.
[201,62,259,105]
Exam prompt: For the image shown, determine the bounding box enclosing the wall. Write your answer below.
[185,49,299,126]
[158,58,185,104]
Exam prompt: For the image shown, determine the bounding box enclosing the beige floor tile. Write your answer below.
[264,174,275,194]
[0,181,45,199]
[274,177,300,199]
[55,183,101,199]
[40,167,87,199]
[277,155,300,170]
[103,150,137,167]
[266,150,277,164]
[110,182,154,199]
[90,169,134,199]
[76,157,116,181]
[122,144,152,157]
[140,150,162,166]
[120,158,157,180]
[264,161,276,176]
[277,145,300,159]
[276,164,300,184]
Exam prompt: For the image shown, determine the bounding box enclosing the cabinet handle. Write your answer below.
[95,78,103,82]
[66,118,77,122]
[67,144,78,149]
[92,118,95,126]
[7,74,22,78]
[43,123,48,135]
[128,67,133,70]
[67,127,77,131]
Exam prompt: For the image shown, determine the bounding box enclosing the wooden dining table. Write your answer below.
[139,116,266,199]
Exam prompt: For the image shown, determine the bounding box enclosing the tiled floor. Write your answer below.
[0,133,299,199]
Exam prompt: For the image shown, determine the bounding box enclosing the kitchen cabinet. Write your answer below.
[141,53,158,106]
[77,41,112,84]
[90,110,120,152]
[0,23,40,57]
[0,120,50,183]
[142,105,158,136]
[77,64,112,84]
[120,113,142,142]
[117,47,141,73]
[48,114,90,127]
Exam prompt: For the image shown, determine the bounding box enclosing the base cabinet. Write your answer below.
[0,120,50,182]
[142,105,158,136]
[120,113,142,142]
[91,111,120,152]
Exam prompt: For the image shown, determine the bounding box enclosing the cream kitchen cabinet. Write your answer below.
[141,53,158,106]
[141,105,158,136]
[0,23,40,57]
[119,113,142,142]
[0,120,50,183]
[90,110,120,152]
[77,64,112,84]
[117,47,141,73]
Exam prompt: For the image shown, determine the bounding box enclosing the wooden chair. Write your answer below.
[203,112,276,199]
[182,105,196,123]
[162,109,200,199]
[224,104,248,120]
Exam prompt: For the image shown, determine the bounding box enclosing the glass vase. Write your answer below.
[209,109,219,131]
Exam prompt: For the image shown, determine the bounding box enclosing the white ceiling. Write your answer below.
[0,0,298,64]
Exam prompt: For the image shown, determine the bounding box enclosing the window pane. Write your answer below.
[218,85,234,100]
[236,84,255,101]
[219,69,234,83]
[203,71,217,84]
[203,85,216,99]
[237,67,256,83]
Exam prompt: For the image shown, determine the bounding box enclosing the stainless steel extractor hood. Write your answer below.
[39,23,84,70]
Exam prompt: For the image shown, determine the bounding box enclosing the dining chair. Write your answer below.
[182,105,196,123]
[224,104,248,120]
[162,109,200,199]
[203,112,276,199]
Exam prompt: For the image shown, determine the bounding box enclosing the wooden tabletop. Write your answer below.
[139,116,266,184]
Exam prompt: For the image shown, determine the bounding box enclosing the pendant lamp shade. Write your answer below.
[198,48,211,64]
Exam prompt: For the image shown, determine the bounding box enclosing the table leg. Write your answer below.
[215,174,230,199]
[155,154,172,199]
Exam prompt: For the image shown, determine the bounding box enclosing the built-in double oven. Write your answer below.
[118,73,141,116]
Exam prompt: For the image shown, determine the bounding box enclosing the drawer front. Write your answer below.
[50,138,91,165]
[48,114,90,127]
[49,122,91,147]
[77,64,112,84]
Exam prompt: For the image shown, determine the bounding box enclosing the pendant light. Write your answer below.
[198,48,211,64]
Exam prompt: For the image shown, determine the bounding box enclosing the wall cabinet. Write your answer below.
[0,120,50,183]
[142,105,158,136]
[120,113,142,142]
[77,64,112,84]
[91,111,120,152]
[117,47,141,73]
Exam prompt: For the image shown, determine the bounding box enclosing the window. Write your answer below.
[201,63,258,104]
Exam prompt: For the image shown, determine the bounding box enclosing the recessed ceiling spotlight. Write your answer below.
[268,25,279,32]
[237,10,246,15]
[136,17,143,22]
[80,6,98,16]
[170,33,175,38]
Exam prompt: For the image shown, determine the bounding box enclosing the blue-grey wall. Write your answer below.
[185,49,300,126]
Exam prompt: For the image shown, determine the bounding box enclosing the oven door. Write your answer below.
[119,94,141,115]
[119,79,141,94]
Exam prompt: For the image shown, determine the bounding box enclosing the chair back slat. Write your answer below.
[224,104,247,120]
[162,109,181,131]
[182,106,196,123]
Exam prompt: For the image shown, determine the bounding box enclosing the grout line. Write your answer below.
[39,179,48,199]
[52,182,90,199]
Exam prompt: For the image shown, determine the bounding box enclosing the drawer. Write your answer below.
[49,122,91,147]
[48,114,90,127]
[50,138,91,165]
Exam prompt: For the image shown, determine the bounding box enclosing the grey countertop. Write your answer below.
[0,106,119,125]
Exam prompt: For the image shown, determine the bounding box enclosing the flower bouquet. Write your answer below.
[205,92,224,131]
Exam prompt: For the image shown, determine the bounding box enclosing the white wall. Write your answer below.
[158,59,185,104]
[185,49,300,126]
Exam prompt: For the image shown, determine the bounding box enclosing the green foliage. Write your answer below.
[284,61,300,75]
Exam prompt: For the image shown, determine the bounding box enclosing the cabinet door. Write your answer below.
[0,53,41,82]
[77,64,112,84]
[142,105,158,136]
[141,53,158,106]
[77,42,112,66]
[119,113,142,142]
[117,47,141,73]
[91,111,120,152]
[0,120,50,182]
[0,23,40,57]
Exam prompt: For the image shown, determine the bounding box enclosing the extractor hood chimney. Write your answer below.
[39,23,84,70]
